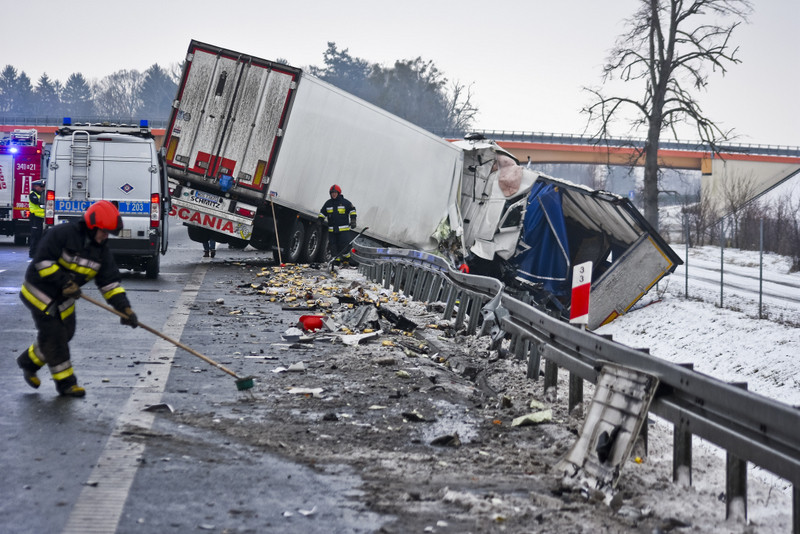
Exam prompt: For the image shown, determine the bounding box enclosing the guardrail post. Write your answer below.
[673,363,694,487]
[454,292,470,330]
[568,372,583,413]
[726,382,748,522]
[514,337,529,361]
[382,264,392,289]
[443,287,459,320]
[544,359,558,396]
[466,295,482,335]
[427,275,443,303]
[527,342,542,379]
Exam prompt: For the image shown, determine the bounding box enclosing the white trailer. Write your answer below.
[165,40,463,263]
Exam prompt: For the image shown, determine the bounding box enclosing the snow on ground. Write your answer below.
[595,244,799,532]
[597,245,800,405]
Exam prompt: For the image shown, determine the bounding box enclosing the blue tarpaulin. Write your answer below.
[512,182,571,295]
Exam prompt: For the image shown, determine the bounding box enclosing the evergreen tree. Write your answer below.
[0,65,20,113]
[61,73,94,118]
[309,43,476,133]
[308,43,377,102]
[15,72,34,115]
[34,73,60,116]
[136,64,178,121]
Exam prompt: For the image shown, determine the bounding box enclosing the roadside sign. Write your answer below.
[570,261,592,325]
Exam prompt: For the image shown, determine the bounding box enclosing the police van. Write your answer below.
[44,120,171,278]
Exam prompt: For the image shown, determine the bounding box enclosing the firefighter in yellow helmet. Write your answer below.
[17,200,138,397]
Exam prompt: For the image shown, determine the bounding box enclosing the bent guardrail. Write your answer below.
[352,243,800,530]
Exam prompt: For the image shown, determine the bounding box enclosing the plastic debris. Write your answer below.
[430,433,461,447]
[143,403,174,413]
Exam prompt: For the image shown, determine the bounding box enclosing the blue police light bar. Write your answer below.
[140,119,149,128]
[63,117,72,125]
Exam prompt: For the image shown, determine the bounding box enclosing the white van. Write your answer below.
[45,121,170,278]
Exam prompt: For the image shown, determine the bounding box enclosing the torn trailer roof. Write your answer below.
[508,175,683,330]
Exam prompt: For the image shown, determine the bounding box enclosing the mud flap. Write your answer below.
[555,362,659,493]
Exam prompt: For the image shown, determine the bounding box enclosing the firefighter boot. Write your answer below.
[17,348,44,389]
[54,374,86,398]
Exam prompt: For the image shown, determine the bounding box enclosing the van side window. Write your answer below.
[215,72,228,97]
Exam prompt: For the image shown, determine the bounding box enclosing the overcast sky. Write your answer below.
[6,0,799,146]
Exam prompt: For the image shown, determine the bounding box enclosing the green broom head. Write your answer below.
[236,376,255,391]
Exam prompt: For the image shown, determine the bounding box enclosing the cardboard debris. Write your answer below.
[339,332,381,346]
[511,409,553,427]
[287,387,324,397]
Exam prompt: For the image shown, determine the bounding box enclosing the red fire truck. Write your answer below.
[0,129,44,245]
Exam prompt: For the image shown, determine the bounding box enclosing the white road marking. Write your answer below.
[62,263,209,534]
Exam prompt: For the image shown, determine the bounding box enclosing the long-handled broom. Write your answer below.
[80,294,255,391]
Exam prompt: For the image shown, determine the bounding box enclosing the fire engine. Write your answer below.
[0,129,44,245]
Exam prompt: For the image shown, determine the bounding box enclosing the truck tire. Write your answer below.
[283,218,305,264]
[300,222,323,263]
[14,234,27,246]
[186,225,207,243]
[145,253,160,279]
[228,237,248,250]
[317,231,331,263]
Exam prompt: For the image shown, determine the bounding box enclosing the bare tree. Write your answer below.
[93,69,143,118]
[719,169,758,247]
[583,0,751,231]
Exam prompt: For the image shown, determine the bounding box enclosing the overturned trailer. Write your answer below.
[456,139,682,330]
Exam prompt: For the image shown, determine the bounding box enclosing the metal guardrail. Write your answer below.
[352,243,800,529]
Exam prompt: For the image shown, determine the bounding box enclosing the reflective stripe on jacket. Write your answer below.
[21,220,130,315]
[319,196,356,233]
[29,190,45,218]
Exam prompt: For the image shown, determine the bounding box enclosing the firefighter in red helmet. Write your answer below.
[319,184,357,264]
[17,200,138,397]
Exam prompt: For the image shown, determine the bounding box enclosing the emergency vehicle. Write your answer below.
[45,120,171,278]
[0,129,44,245]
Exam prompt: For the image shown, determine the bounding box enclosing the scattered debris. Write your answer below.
[143,403,174,413]
[510,409,552,427]
[430,433,461,447]
[287,387,324,397]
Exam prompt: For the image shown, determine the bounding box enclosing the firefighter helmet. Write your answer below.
[84,200,123,235]
[329,184,342,195]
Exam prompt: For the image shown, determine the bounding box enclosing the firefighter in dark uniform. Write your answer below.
[28,179,45,258]
[16,200,139,397]
[319,184,357,264]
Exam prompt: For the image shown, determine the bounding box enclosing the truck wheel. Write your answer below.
[317,231,331,263]
[186,225,207,243]
[300,223,323,263]
[228,237,248,250]
[284,218,305,264]
[145,253,160,279]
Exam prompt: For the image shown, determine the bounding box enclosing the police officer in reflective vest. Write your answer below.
[17,200,139,397]
[28,180,45,258]
[319,184,357,263]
